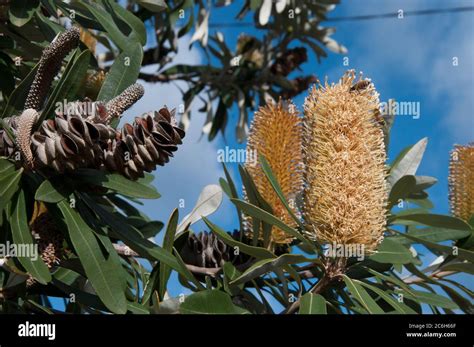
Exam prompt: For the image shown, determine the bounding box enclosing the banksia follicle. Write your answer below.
[245,100,304,244]
[179,231,250,268]
[449,143,474,221]
[303,70,387,252]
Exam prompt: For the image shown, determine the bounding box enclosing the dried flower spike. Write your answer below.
[27,202,64,286]
[16,109,39,168]
[303,70,387,252]
[449,143,474,221]
[245,100,304,244]
[105,83,145,121]
[24,27,80,111]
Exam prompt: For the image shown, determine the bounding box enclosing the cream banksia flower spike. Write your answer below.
[245,100,304,245]
[302,70,387,253]
[449,143,474,222]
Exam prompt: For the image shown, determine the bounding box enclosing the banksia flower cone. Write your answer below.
[449,143,474,221]
[303,70,387,252]
[245,100,304,244]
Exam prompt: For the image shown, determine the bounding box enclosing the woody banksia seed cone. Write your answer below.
[245,100,304,244]
[30,106,184,180]
[449,143,474,221]
[302,70,387,253]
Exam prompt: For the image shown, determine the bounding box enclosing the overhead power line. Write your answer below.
[207,6,474,28]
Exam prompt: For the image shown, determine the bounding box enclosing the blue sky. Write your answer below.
[116,0,474,306]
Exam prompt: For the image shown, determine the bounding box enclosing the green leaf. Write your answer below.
[58,201,127,314]
[159,208,179,299]
[82,1,129,51]
[230,254,313,286]
[221,163,243,232]
[9,0,39,27]
[0,158,14,174]
[39,49,90,124]
[358,281,416,314]
[230,198,315,251]
[138,0,167,12]
[441,263,474,275]
[10,190,51,284]
[35,178,70,203]
[413,176,437,191]
[370,238,416,264]
[127,302,150,314]
[394,230,474,263]
[343,275,384,314]
[75,169,160,199]
[388,175,416,209]
[180,290,249,314]
[106,0,146,45]
[97,42,143,101]
[80,194,202,289]
[52,277,108,311]
[393,213,471,231]
[176,184,222,235]
[299,293,327,314]
[203,217,275,259]
[223,262,243,295]
[259,155,304,228]
[406,227,471,243]
[389,137,427,186]
[409,290,459,310]
[441,285,473,313]
[1,62,38,117]
[0,167,23,214]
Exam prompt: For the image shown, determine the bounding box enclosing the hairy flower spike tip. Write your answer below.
[302,70,387,252]
[24,27,80,111]
[106,83,145,121]
[449,143,474,221]
[245,100,304,244]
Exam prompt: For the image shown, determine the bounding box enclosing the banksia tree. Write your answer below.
[245,100,304,245]
[1,0,473,318]
[449,143,474,221]
[302,70,387,252]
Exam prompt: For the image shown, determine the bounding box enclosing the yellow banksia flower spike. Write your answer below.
[302,70,387,252]
[245,100,304,244]
[449,143,474,222]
